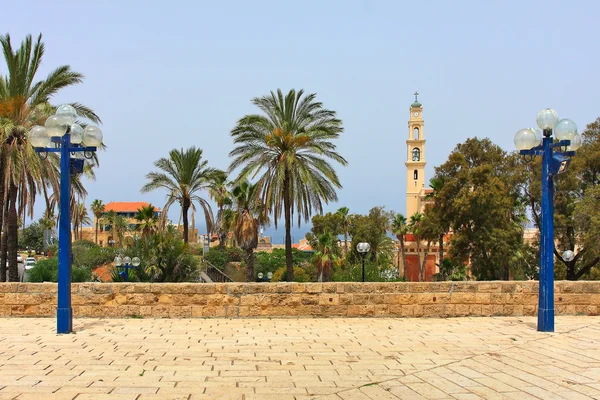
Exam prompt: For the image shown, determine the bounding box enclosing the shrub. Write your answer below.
[26,257,90,283]
[254,249,313,279]
[332,261,404,282]
[203,247,244,268]
[272,266,310,282]
[73,246,117,270]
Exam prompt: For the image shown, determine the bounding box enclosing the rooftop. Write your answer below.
[104,201,161,213]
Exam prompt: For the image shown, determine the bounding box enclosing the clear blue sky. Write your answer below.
[4,0,600,243]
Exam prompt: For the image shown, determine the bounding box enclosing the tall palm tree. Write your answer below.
[142,147,216,243]
[313,232,339,282]
[72,202,91,241]
[135,204,158,239]
[231,181,269,281]
[90,199,104,245]
[229,89,347,281]
[335,207,351,254]
[208,170,232,248]
[0,33,99,281]
[102,210,117,246]
[391,213,409,280]
[113,214,128,247]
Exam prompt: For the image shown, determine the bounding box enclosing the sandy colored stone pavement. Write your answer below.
[0,316,599,399]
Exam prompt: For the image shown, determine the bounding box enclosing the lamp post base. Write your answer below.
[537,307,555,332]
[57,307,73,334]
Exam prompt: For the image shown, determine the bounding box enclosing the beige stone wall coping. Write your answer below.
[1,281,598,318]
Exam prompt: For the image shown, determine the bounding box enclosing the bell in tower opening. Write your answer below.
[412,147,421,161]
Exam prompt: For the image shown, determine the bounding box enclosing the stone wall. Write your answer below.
[1,281,599,318]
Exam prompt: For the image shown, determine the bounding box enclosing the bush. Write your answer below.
[254,249,313,279]
[26,257,91,283]
[203,247,244,268]
[73,245,116,270]
[271,266,310,282]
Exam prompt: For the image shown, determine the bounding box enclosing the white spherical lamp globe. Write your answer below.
[45,115,68,138]
[132,257,141,267]
[554,119,577,141]
[536,108,559,130]
[356,242,371,253]
[533,128,543,147]
[56,104,78,125]
[28,126,50,148]
[123,256,132,265]
[567,133,582,151]
[562,250,575,262]
[514,128,538,150]
[70,124,84,144]
[114,256,123,266]
[82,126,103,147]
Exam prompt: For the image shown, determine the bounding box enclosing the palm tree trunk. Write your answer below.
[182,199,190,243]
[0,221,6,282]
[400,236,408,281]
[245,248,255,282]
[7,183,19,282]
[95,216,99,244]
[414,235,422,282]
[0,151,6,281]
[438,232,445,279]
[283,171,294,281]
[344,232,348,254]
[421,240,432,282]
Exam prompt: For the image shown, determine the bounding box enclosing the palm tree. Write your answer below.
[0,33,99,281]
[102,210,117,246]
[391,213,409,280]
[135,204,158,239]
[231,181,269,281]
[313,232,339,282]
[90,199,104,245]
[72,202,91,241]
[113,214,128,247]
[142,147,216,243]
[229,89,347,281]
[208,170,232,248]
[336,207,350,254]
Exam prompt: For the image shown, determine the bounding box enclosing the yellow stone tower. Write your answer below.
[405,92,426,217]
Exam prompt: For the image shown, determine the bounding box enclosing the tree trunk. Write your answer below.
[414,235,422,282]
[0,151,5,281]
[217,207,226,248]
[7,183,19,282]
[245,248,255,282]
[438,232,445,279]
[283,170,294,281]
[95,216,99,244]
[344,232,348,254]
[0,222,7,282]
[420,240,432,282]
[182,198,190,244]
[400,236,408,280]
[566,261,576,280]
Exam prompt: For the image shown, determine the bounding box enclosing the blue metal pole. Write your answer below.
[57,133,73,334]
[125,263,129,282]
[538,136,555,332]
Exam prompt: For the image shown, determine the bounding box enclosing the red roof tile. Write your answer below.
[104,202,161,213]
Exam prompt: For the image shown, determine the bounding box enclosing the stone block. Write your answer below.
[374,304,389,315]
[502,282,522,293]
[292,284,306,293]
[169,306,192,318]
[151,305,171,317]
[301,295,319,305]
[321,283,337,293]
[468,304,482,315]
[477,282,503,293]
[450,293,477,304]
[319,294,339,306]
[339,294,353,305]
[348,305,375,316]
[150,283,182,294]
[423,304,443,316]
[306,284,322,293]
[321,305,348,316]
[454,304,470,316]
[195,284,216,294]
[475,293,491,304]
[227,283,248,295]
[451,282,478,293]
[490,293,506,304]
[523,305,537,316]
[274,283,293,293]
[335,283,345,293]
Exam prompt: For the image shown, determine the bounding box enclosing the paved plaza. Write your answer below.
[0,316,599,399]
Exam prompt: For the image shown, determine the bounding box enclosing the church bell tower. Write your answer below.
[405,92,426,218]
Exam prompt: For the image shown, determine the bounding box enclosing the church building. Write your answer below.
[400,93,439,281]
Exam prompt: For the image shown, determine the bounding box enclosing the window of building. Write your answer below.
[414,169,418,180]
[413,127,419,139]
[412,148,420,161]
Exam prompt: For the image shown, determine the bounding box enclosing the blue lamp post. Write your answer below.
[29,105,103,334]
[515,108,581,332]
[114,256,141,282]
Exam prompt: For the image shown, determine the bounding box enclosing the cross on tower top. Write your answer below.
[414,91,419,102]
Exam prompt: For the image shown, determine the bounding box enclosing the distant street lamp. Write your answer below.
[514,108,580,332]
[356,242,371,282]
[257,271,274,282]
[29,104,102,334]
[114,256,141,282]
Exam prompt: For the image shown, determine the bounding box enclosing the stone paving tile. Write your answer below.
[0,316,598,399]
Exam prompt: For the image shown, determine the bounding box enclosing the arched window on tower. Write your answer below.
[413,127,419,139]
[412,148,421,161]
[414,169,418,180]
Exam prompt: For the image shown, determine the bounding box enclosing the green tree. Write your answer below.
[433,138,525,280]
[313,232,339,282]
[348,207,394,265]
[390,213,409,279]
[336,207,351,254]
[135,204,159,239]
[208,170,232,248]
[229,89,347,281]
[231,181,269,281]
[90,199,104,245]
[113,215,128,247]
[20,220,44,252]
[142,147,216,243]
[72,202,91,241]
[0,33,99,281]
